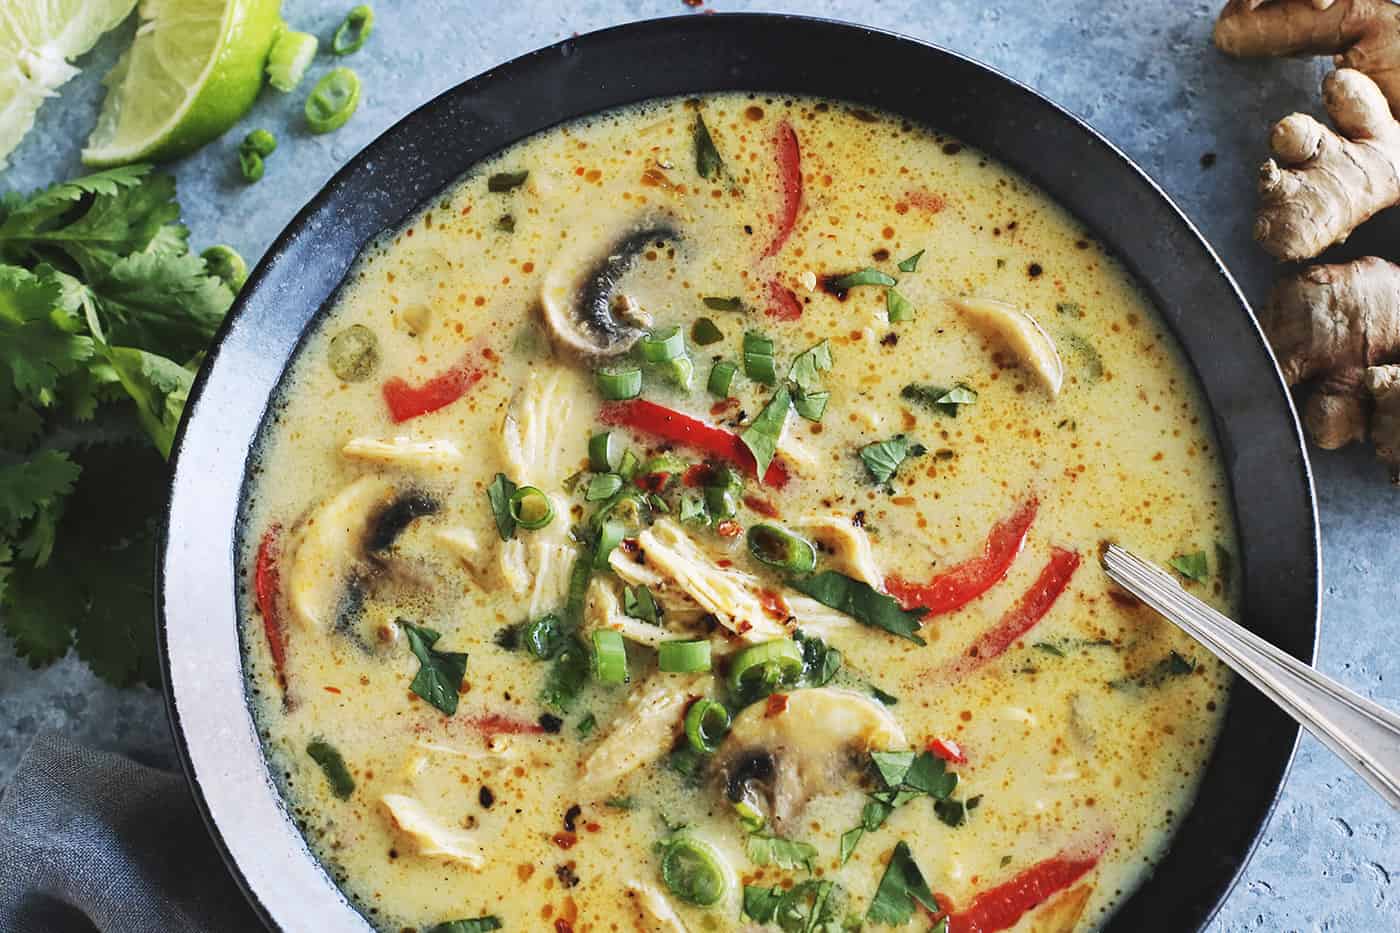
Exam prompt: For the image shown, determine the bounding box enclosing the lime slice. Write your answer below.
[0,0,137,168]
[81,0,282,167]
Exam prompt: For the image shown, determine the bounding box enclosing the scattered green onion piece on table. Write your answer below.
[589,431,624,472]
[660,639,713,674]
[594,520,625,568]
[266,28,318,91]
[886,287,914,323]
[708,360,737,398]
[508,486,554,530]
[703,296,744,312]
[585,472,623,502]
[694,113,725,180]
[660,834,733,906]
[897,249,925,273]
[727,639,803,694]
[488,170,529,192]
[684,698,729,751]
[596,366,642,400]
[306,739,355,799]
[828,268,897,290]
[305,67,362,134]
[591,629,629,684]
[332,4,374,55]
[746,523,817,573]
[328,324,380,381]
[486,473,517,540]
[243,128,277,156]
[200,245,248,292]
[641,326,686,362]
[691,317,724,346]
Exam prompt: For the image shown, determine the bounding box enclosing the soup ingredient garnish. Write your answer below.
[238,129,277,183]
[743,330,778,385]
[201,245,248,291]
[1109,650,1197,690]
[951,297,1065,396]
[486,473,517,540]
[793,571,928,644]
[426,917,502,933]
[940,841,1106,933]
[708,360,738,398]
[600,400,791,487]
[585,472,624,502]
[728,639,804,695]
[487,170,529,192]
[332,5,375,55]
[898,249,925,273]
[541,637,590,711]
[702,296,744,311]
[766,280,805,321]
[693,113,725,180]
[842,748,964,861]
[745,832,817,872]
[827,268,898,291]
[747,523,818,573]
[901,382,978,417]
[401,622,469,716]
[305,67,362,134]
[684,697,729,751]
[254,526,290,694]
[866,841,939,924]
[523,613,564,660]
[1168,550,1209,582]
[945,547,1082,675]
[306,738,356,799]
[886,498,1038,614]
[690,317,724,345]
[657,830,735,907]
[661,639,713,675]
[507,485,555,530]
[380,354,484,421]
[859,434,926,484]
[743,879,856,929]
[266,28,319,92]
[740,386,792,479]
[591,628,629,683]
[934,793,983,828]
[886,287,915,323]
[588,431,624,472]
[623,584,660,623]
[762,120,803,258]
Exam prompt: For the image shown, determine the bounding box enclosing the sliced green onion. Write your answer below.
[704,483,738,520]
[585,473,623,502]
[742,330,775,357]
[886,287,914,323]
[691,317,724,346]
[641,326,686,362]
[305,67,361,134]
[592,629,629,684]
[508,486,554,530]
[679,495,708,524]
[306,739,355,799]
[660,834,733,906]
[243,128,277,156]
[596,367,642,400]
[898,249,925,273]
[266,28,318,92]
[332,4,374,55]
[734,800,765,832]
[524,613,564,660]
[589,431,624,472]
[828,267,897,290]
[661,640,713,674]
[727,639,803,694]
[746,524,817,573]
[594,520,625,569]
[703,296,743,312]
[684,698,729,752]
[488,170,529,192]
[742,331,777,385]
[200,245,247,292]
[708,360,737,398]
[641,453,689,475]
[617,449,640,481]
[659,354,694,390]
[238,149,265,183]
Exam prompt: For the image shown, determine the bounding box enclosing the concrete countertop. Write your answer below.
[2,1,1395,930]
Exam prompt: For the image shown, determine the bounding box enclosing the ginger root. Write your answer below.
[1261,257,1400,470]
[1216,0,1400,114]
[1253,68,1400,260]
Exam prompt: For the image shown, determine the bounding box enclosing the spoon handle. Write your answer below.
[1102,544,1400,812]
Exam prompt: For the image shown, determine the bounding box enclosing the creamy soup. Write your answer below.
[242,94,1237,933]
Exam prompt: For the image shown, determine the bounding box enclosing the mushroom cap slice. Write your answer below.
[714,687,906,833]
[951,297,1065,396]
[286,475,396,631]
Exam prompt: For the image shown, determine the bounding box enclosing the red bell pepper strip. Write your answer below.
[942,839,1107,933]
[766,278,803,321]
[952,547,1080,673]
[886,499,1038,615]
[599,400,790,488]
[761,120,803,258]
[469,713,547,737]
[254,526,290,696]
[381,354,485,422]
[926,737,967,765]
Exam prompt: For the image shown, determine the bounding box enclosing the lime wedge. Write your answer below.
[81,0,282,167]
[0,0,137,168]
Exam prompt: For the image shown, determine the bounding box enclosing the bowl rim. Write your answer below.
[158,12,1321,933]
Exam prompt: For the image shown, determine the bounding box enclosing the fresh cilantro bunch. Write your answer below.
[0,165,239,686]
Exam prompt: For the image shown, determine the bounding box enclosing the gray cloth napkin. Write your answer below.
[0,732,262,933]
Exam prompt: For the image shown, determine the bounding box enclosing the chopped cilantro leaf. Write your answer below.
[897,249,925,273]
[859,434,926,484]
[866,841,938,924]
[1169,550,1209,582]
[400,622,468,716]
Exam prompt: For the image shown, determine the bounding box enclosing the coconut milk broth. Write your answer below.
[242,93,1236,932]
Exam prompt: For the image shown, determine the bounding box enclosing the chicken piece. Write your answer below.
[1029,884,1093,933]
[714,688,906,833]
[433,527,488,584]
[951,297,1064,396]
[500,365,587,487]
[578,673,708,798]
[793,513,884,588]
[584,577,719,648]
[341,436,463,468]
[625,881,689,933]
[285,476,396,631]
[379,794,484,867]
[611,520,788,642]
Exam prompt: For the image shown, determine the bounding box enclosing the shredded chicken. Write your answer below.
[578,673,708,798]
[341,436,463,468]
[626,881,689,932]
[500,365,586,487]
[379,794,484,867]
[950,297,1064,396]
[584,577,715,648]
[433,527,487,584]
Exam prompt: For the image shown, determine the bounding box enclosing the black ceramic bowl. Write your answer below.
[159,13,1320,932]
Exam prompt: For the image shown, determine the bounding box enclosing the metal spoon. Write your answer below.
[1101,544,1400,811]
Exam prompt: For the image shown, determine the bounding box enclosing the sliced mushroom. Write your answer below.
[1028,884,1093,933]
[578,673,708,799]
[714,687,906,833]
[379,794,484,867]
[951,297,1064,396]
[540,210,680,358]
[626,881,690,933]
[793,513,884,588]
[341,436,463,468]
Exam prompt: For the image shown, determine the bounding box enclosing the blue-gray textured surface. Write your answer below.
[1,1,1396,931]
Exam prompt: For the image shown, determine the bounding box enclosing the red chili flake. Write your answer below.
[743,495,779,518]
[323,686,341,694]
[552,832,577,850]
[635,472,670,493]
[757,590,789,620]
[471,713,547,736]
[765,694,789,717]
[555,921,574,933]
[585,822,601,833]
[716,519,742,538]
[710,398,740,417]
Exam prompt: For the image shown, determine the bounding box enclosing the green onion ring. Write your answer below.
[683,698,730,753]
[507,486,554,530]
